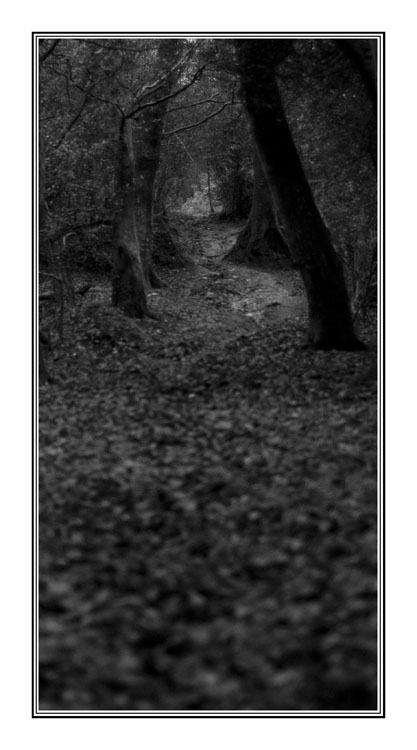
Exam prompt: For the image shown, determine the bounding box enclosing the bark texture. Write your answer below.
[112,118,149,318]
[133,40,180,288]
[226,147,290,266]
[112,42,181,313]
[236,40,365,350]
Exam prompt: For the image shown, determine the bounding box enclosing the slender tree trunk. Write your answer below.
[207,167,214,213]
[112,117,149,318]
[226,146,290,265]
[236,40,365,350]
[154,165,168,219]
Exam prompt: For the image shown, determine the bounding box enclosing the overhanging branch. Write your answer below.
[127,64,206,119]
[163,101,235,138]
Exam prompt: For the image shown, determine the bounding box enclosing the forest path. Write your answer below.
[175,214,307,327]
[39,214,378,712]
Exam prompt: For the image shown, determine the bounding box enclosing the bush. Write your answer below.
[152,219,193,269]
[62,228,113,273]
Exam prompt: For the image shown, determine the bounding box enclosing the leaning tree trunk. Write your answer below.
[112,117,149,318]
[226,146,290,265]
[236,40,365,350]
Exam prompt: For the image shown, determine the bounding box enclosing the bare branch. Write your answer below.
[39,271,62,282]
[163,101,235,138]
[127,64,206,119]
[136,47,192,101]
[167,97,227,113]
[39,39,60,64]
[86,91,125,117]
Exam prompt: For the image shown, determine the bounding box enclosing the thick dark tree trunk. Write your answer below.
[112,220,149,317]
[135,155,161,289]
[134,119,161,288]
[112,118,149,318]
[153,215,193,269]
[236,40,365,350]
[226,147,290,265]
[134,40,180,288]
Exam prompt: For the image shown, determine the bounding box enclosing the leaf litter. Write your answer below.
[39,218,378,711]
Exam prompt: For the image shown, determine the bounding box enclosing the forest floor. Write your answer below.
[38,213,379,712]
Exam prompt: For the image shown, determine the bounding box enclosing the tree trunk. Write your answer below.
[207,167,214,213]
[226,147,290,265]
[39,340,52,384]
[135,145,162,289]
[236,40,365,350]
[112,117,149,318]
[133,40,180,288]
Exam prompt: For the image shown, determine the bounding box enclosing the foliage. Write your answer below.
[59,226,113,273]
[159,49,251,219]
[210,120,253,219]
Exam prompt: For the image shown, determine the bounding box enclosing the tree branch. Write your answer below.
[163,101,234,137]
[39,39,60,64]
[54,92,90,149]
[127,64,206,119]
[135,47,192,101]
[167,97,228,113]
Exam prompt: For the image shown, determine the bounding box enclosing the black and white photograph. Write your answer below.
[34,32,383,717]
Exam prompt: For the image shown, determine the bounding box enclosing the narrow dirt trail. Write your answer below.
[39,213,378,712]
[183,215,307,327]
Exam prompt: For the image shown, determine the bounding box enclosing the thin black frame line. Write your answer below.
[33,31,39,718]
[374,33,383,718]
[34,708,384,717]
[33,33,385,41]
[33,31,385,35]
[380,31,386,718]
[32,30,36,722]
[372,32,385,718]
[34,711,384,718]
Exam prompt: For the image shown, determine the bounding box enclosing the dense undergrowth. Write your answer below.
[38,216,378,712]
